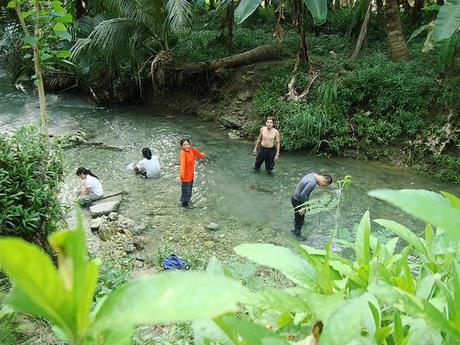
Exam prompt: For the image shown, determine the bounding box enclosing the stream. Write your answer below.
[1,78,459,263]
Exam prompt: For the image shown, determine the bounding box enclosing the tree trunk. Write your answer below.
[385,0,409,60]
[294,0,309,66]
[412,0,424,25]
[151,45,283,90]
[351,0,372,61]
[221,1,235,52]
[16,0,48,133]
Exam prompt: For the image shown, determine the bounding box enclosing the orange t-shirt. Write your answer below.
[179,147,205,182]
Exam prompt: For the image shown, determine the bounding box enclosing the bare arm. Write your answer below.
[253,129,262,155]
[275,130,280,159]
[80,187,91,196]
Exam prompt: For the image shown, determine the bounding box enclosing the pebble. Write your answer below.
[206,222,219,230]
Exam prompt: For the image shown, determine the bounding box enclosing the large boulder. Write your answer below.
[90,195,122,218]
[220,115,243,129]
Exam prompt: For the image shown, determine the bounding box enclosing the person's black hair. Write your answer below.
[324,174,333,185]
[142,147,152,160]
[180,138,190,146]
[76,166,99,180]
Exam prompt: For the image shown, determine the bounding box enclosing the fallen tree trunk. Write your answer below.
[151,44,283,93]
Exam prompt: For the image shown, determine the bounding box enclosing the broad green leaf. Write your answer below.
[95,326,134,345]
[56,50,71,58]
[49,221,97,338]
[235,0,260,25]
[206,256,225,276]
[251,288,310,313]
[53,23,67,32]
[406,319,442,345]
[452,263,460,328]
[55,31,72,42]
[215,315,288,345]
[369,189,460,241]
[304,0,328,25]
[374,219,427,256]
[294,290,346,323]
[320,293,377,344]
[0,238,73,335]
[356,211,371,268]
[441,191,460,209]
[7,0,16,9]
[52,0,67,13]
[432,0,460,42]
[193,318,235,345]
[92,272,248,332]
[234,243,316,286]
[370,283,460,342]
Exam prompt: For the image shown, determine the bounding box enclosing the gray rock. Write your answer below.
[228,131,241,140]
[90,217,103,232]
[124,244,136,254]
[90,195,122,217]
[206,223,219,230]
[99,223,117,241]
[108,212,118,221]
[220,116,243,129]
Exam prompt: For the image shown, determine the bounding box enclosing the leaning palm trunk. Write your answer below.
[385,0,409,60]
[151,45,283,94]
[351,0,372,61]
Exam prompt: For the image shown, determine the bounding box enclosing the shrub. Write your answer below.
[0,126,63,251]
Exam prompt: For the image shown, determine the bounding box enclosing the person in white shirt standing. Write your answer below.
[134,147,160,178]
[76,167,104,206]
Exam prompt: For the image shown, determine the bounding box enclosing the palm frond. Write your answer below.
[166,0,192,31]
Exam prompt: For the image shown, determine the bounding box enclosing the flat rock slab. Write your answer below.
[90,195,122,218]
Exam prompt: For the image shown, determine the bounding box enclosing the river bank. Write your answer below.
[148,56,460,185]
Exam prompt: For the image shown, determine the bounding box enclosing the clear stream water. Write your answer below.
[1,79,459,261]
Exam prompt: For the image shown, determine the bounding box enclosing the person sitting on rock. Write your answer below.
[131,147,161,178]
[76,167,104,206]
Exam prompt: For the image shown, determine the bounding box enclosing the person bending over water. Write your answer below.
[178,139,205,207]
[133,147,160,178]
[291,172,332,236]
[76,167,103,206]
[252,116,280,172]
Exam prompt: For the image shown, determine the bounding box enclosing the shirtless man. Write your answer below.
[252,117,280,172]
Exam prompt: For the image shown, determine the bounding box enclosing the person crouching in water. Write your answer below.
[134,147,160,178]
[178,139,205,207]
[76,167,103,206]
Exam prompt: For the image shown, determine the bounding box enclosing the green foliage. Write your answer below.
[8,0,74,73]
[432,0,460,42]
[0,217,248,344]
[0,126,63,248]
[435,154,460,183]
[234,189,460,344]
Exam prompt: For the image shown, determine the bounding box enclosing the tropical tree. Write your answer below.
[410,0,460,69]
[70,0,191,102]
[6,0,73,133]
[385,0,409,60]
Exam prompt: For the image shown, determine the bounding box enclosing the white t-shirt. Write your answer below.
[84,174,103,196]
[138,156,160,178]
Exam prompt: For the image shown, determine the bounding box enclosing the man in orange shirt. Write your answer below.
[178,138,206,207]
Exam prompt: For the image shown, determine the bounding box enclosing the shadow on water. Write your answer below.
[1,79,459,260]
